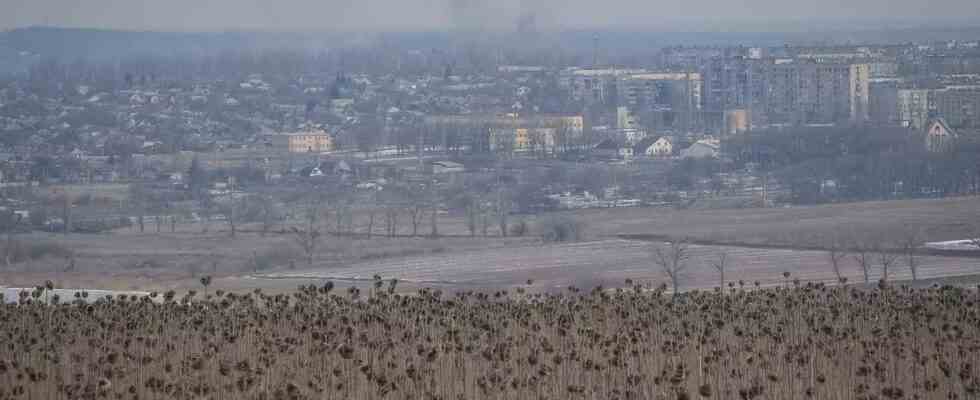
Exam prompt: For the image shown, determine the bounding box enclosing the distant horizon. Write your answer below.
[5,18,980,36]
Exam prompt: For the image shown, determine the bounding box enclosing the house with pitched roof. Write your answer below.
[925,118,957,153]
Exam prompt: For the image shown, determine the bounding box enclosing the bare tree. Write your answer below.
[429,203,439,238]
[197,190,213,234]
[496,187,512,237]
[0,210,22,266]
[258,195,278,237]
[129,183,147,233]
[291,200,322,265]
[332,196,353,236]
[875,243,900,283]
[384,206,399,238]
[62,192,72,236]
[852,242,873,284]
[366,208,377,238]
[901,224,924,281]
[480,206,491,237]
[62,250,76,272]
[226,193,237,238]
[827,237,848,284]
[710,252,728,289]
[465,198,479,237]
[653,240,690,299]
[408,202,425,237]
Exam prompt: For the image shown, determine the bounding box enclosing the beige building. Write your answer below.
[616,106,638,130]
[489,127,558,153]
[933,86,980,129]
[264,129,334,153]
[724,109,750,135]
[898,89,932,130]
[766,61,870,125]
[427,114,584,155]
[616,72,703,110]
[425,114,583,132]
[561,68,648,104]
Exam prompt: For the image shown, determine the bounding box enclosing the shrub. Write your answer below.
[27,242,71,260]
[509,219,528,237]
[73,218,131,233]
[539,216,585,243]
[251,246,297,272]
[0,240,71,264]
[28,208,48,227]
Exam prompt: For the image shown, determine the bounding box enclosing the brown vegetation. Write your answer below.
[2,282,979,399]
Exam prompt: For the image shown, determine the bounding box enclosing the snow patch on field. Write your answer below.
[925,240,980,251]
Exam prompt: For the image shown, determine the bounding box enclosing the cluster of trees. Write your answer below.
[726,126,980,204]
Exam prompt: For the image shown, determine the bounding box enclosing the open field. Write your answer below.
[3,197,979,294]
[254,239,980,293]
[0,230,530,292]
[579,196,980,247]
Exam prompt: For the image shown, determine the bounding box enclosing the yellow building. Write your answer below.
[490,127,561,153]
[265,130,334,153]
[427,114,584,155]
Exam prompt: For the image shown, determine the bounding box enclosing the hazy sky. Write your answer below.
[2,0,979,32]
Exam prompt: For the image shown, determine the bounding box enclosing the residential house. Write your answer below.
[635,136,673,157]
[331,98,355,115]
[593,138,629,159]
[925,118,957,152]
[680,139,721,159]
[430,161,465,174]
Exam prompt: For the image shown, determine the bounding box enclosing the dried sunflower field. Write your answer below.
[1,281,979,400]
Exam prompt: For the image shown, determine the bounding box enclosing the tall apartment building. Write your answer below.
[616,73,702,111]
[933,86,980,129]
[702,57,768,129]
[703,57,749,111]
[765,61,870,125]
[560,68,647,104]
[869,78,901,126]
[614,72,703,132]
[897,89,932,130]
[868,62,899,78]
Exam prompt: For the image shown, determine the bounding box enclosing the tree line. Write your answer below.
[725,125,980,204]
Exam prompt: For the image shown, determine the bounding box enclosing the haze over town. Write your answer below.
[4,0,980,31]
